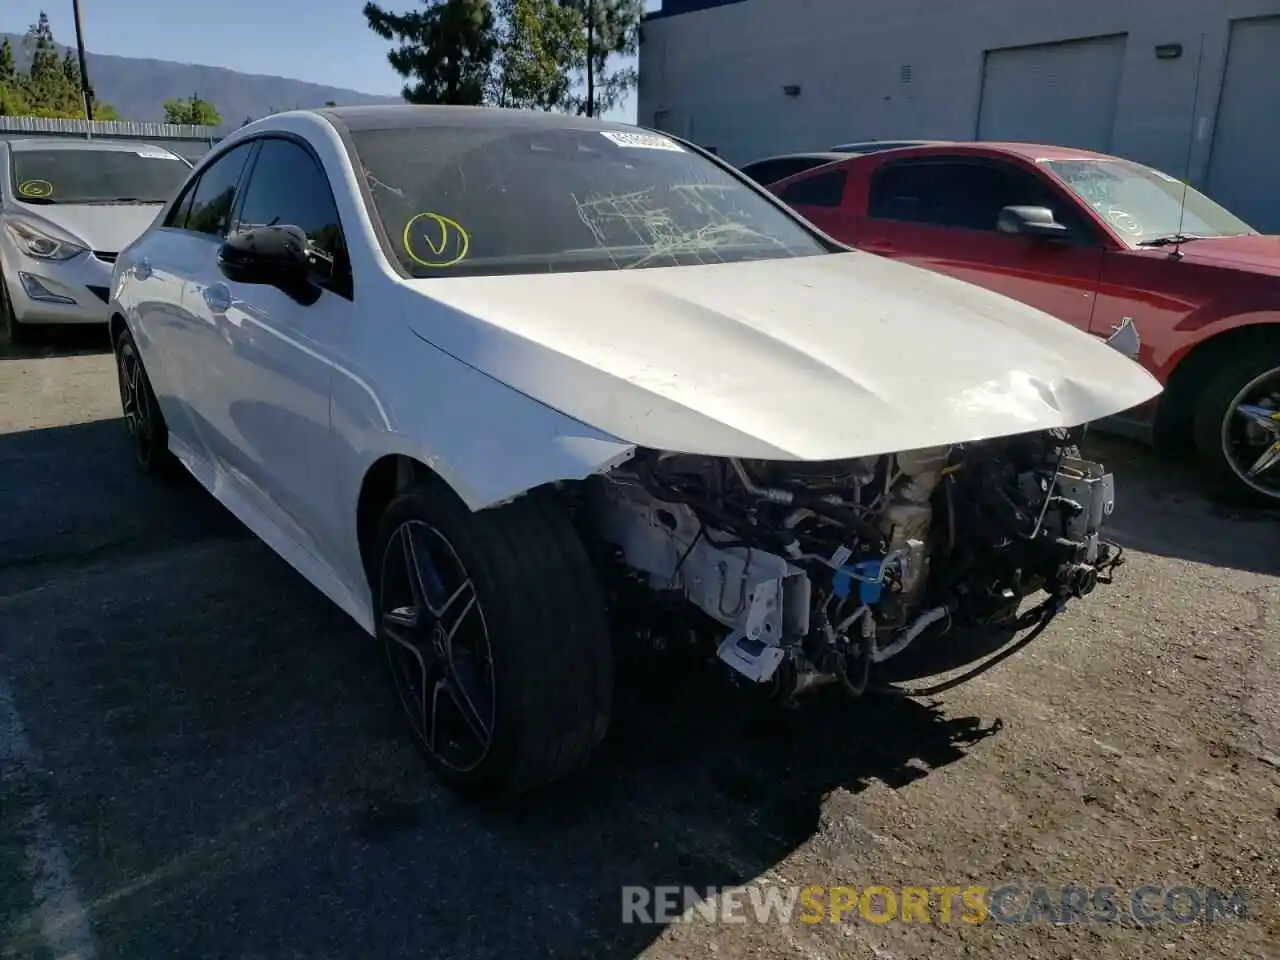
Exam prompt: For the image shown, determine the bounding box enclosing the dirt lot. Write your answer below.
[1,330,1277,960]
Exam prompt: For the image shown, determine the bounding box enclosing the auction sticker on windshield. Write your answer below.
[135,149,177,160]
[600,131,684,151]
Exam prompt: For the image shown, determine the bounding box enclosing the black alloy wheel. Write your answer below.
[378,518,497,775]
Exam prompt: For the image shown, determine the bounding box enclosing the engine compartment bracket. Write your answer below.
[716,629,787,683]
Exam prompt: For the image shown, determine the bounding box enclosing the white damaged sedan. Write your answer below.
[109,105,1161,797]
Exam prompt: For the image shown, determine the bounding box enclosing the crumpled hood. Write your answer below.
[11,201,162,254]
[405,250,1163,461]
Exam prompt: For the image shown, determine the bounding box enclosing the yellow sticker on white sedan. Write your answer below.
[17,179,53,199]
[402,212,470,268]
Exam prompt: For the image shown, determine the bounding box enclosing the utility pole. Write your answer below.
[585,0,595,117]
[71,0,94,121]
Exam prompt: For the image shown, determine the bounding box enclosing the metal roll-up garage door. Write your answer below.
[977,34,1127,152]
[1206,16,1280,232]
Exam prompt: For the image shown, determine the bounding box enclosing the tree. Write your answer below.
[0,39,16,85]
[365,0,497,105]
[25,12,64,103]
[489,0,582,110]
[61,49,81,89]
[163,94,222,126]
[0,11,123,120]
[562,0,642,117]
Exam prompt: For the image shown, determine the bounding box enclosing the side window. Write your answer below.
[164,181,198,229]
[745,158,822,185]
[185,143,255,238]
[869,159,1095,240]
[779,169,847,208]
[233,137,348,290]
[741,159,785,184]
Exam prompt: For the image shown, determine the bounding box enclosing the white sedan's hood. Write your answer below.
[406,250,1162,461]
[11,202,162,253]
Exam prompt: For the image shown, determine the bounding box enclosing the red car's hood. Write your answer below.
[1175,235,1280,275]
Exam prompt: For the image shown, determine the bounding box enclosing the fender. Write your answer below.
[333,331,637,515]
[1155,310,1280,383]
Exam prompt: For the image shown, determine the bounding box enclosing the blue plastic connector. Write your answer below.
[832,559,887,605]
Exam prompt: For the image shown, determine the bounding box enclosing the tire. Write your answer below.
[371,478,613,799]
[0,276,32,347]
[112,324,178,476]
[1191,349,1280,506]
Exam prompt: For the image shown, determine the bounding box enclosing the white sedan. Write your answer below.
[1,137,191,342]
[108,105,1161,798]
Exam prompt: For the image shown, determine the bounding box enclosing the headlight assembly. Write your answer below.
[3,219,87,261]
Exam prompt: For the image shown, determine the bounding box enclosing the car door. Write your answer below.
[132,140,257,457]
[854,156,1105,331]
[774,167,850,238]
[187,134,355,567]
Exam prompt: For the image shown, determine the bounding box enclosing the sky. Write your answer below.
[3,0,661,122]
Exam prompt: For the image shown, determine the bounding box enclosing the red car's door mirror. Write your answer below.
[998,205,1070,239]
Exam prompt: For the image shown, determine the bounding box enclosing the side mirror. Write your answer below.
[217,225,311,288]
[998,205,1070,239]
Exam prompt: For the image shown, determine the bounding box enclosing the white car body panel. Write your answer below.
[406,249,1160,461]
[109,109,1162,639]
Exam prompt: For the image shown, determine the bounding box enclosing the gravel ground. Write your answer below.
[1,328,1277,960]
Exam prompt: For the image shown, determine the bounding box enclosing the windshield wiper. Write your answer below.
[83,197,162,205]
[1137,233,1205,247]
[15,195,57,204]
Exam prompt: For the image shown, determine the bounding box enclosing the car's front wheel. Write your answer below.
[0,276,32,347]
[1192,348,1280,506]
[113,324,176,476]
[371,478,613,798]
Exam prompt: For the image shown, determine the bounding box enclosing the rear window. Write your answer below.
[347,123,829,278]
[10,147,191,205]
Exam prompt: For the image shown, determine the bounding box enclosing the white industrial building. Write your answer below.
[636,0,1280,231]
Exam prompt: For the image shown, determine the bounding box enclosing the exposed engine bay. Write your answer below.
[581,428,1120,699]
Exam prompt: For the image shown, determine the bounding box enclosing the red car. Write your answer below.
[763,142,1280,506]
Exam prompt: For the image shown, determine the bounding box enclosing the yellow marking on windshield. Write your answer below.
[402,212,470,268]
[17,179,53,199]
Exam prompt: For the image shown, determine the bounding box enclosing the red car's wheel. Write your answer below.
[1192,350,1280,506]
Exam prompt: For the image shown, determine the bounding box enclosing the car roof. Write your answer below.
[743,151,853,165]
[831,140,1121,163]
[4,136,180,155]
[313,103,647,136]
[829,139,944,153]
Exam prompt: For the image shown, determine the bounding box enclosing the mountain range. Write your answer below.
[1,32,402,131]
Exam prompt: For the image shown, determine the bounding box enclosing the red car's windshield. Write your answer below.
[1041,158,1256,245]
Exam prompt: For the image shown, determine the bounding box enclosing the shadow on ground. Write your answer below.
[0,415,1007,960]
[0,320,112,360]
[1,411,1274,958]
[1082,432,1279,577]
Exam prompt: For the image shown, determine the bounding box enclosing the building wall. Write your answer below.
[638,0,1280,225]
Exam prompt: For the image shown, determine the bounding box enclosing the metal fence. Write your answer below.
[0,115,223,161]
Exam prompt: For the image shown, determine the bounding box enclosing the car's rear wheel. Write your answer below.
[113,325,176,476]
[371,478,613,798]
[1191,349,1280,506]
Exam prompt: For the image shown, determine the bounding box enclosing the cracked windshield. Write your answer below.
[1042,157,1257,245]
[353,122,828,277]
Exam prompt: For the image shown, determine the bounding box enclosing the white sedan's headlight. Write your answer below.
[3,219,87,261]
